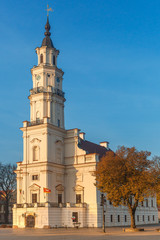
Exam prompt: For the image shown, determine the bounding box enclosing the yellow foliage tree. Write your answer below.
[95,146,160,229]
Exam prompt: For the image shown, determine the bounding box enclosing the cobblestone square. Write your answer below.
[0,227,160,240]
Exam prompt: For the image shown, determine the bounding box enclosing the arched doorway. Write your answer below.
[26,215,35,228]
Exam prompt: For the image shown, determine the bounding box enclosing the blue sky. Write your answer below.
[1,0,160,164]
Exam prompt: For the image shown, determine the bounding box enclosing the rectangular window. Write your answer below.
[151,200,153,207]
[32,194,37,203]
[53,56,55,65]
[58,119,60,127]
[143,215,145,222]
[76,194,81,204]
[118,215,120,222]
[125,215,127,222]
[58,194,62,204]
[153,215,155,221]
[40,54,43,64]
[0,205,2,212]
[137,215,139,222]
[110,215,113,222]
[72,212,78,223]
[32,175,38,180]
[141,201,143,207]
[148,216,150,221]
[109,200,112,205]
[146,199,148,207]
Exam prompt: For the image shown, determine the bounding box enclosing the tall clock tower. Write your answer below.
[30,17,65,128]
[15,17,67,208]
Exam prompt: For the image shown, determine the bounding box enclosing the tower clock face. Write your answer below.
[36,75,41,81]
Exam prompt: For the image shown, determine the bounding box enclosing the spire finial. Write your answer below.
[44,16,51,37]
[41,6,54,48]
[46,4,53,17]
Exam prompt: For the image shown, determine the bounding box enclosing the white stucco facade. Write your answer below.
[13,17,158,228]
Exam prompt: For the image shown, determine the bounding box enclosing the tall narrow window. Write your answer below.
[58,194,62,204]
[151,199,153,207]
[118,215,120,222]
[125,215,127,222]
[146,199,149,207]
[110,215,113,222]
[143,215,145,222]
[53,55,55,65]
[153,215,155,221]
[32,194,37,203]
[33,146,39,161]
[58,119,60,127]
[137,215,139,222]
[76,194,81,204]
[40,54,43,63]
[36,111,40,121]
[148,216,150,221]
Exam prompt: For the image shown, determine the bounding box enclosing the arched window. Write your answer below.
[40,54,43,64]
[33,146,39,161]
[53,55,55,65]
[56,148,62,164]
[36,111,40,121]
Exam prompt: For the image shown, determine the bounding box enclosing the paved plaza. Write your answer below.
[0,227,160,240]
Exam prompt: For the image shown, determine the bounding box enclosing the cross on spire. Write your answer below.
[46,4,53,17]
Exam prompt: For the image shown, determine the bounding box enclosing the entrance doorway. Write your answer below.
[26,215,35,228]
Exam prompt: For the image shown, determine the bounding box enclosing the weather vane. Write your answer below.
[46,4,53,17]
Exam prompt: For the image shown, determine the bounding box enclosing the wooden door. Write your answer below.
[26,215,35,228]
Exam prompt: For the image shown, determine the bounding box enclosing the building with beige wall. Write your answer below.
[13,17,158,228]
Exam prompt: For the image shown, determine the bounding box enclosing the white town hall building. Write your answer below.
[13,16,158,228]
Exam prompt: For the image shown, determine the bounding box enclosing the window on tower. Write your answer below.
[33,146,39,161]
[53,55,55,65]
[40,54,43,64]
[76,194,81,204]
[58,119,60,127]
[32,175,38,180]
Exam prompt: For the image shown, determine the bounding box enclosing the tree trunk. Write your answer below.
[4,200,9,224]
[129,207,136,229]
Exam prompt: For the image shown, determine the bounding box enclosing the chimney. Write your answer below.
[100,141,109,149]
[79,132,85,140]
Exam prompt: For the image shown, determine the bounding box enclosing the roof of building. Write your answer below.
[78,138,111,158]
[41,17,54,48]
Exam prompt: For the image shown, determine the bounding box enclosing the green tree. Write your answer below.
[95,146,160,229]
[0,163,16,224]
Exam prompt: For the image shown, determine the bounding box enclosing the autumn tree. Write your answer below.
[0,163,16,223]
[95,146,160,229]
[152,156,160,208]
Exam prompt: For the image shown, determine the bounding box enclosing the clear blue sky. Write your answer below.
[1,0,160,164]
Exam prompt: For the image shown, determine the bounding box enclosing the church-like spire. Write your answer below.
[41,17,54,48]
